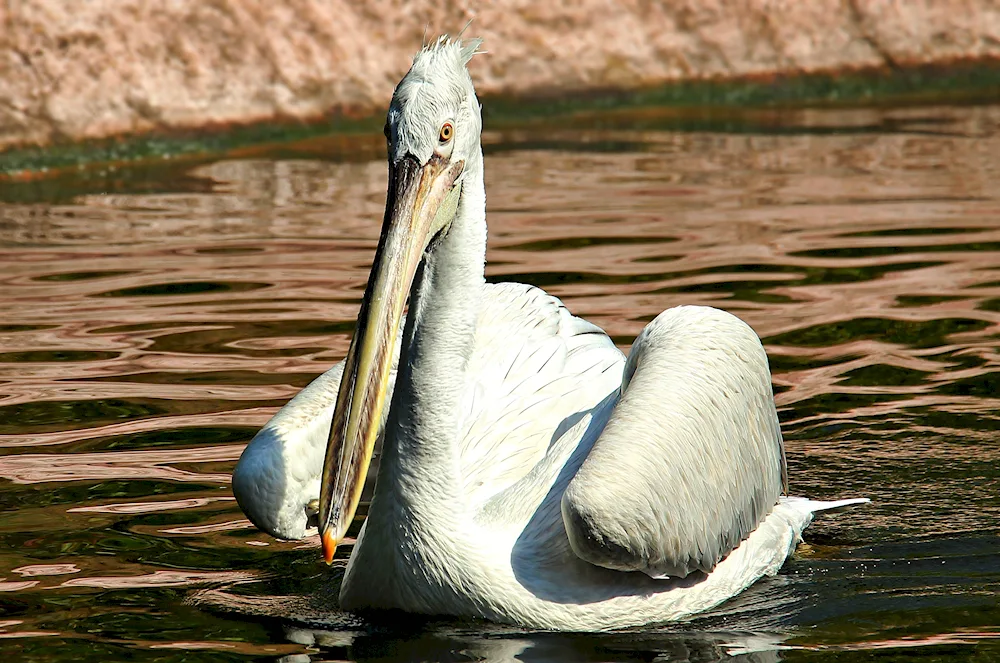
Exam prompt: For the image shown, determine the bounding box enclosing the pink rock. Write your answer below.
[1,0,999,151]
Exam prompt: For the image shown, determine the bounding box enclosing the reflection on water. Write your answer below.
[0,104,999,661]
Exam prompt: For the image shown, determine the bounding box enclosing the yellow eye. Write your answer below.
[439,122,453,143]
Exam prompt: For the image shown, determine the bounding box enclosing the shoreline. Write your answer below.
[2,59,999,183]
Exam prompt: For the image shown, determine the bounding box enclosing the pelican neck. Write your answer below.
[375,148,487,513]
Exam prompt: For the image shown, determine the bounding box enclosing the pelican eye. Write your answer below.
[439,122,453,143]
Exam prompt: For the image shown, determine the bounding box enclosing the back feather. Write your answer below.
[457,282,623,508]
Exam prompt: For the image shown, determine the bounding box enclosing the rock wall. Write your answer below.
[2,0,999,151]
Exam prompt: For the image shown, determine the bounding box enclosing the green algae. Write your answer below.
[484,59,1000,122]
[0,114,384,183]
[2,59,999,181]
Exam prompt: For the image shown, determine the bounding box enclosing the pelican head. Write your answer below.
[317,38,484,563]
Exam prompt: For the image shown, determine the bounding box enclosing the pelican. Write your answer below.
[232,37,866,631]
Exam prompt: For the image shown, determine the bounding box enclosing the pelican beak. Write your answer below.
[318,154,465,564]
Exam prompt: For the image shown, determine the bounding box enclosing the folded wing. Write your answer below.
[561,305,787,578]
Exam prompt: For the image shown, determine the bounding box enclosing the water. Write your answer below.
[1,104,999,662]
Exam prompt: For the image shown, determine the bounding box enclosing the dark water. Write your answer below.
[1,104,999,661]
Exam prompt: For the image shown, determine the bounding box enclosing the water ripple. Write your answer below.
[0,104,998,659]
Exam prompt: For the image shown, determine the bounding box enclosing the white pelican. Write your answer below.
[232,37,866,632]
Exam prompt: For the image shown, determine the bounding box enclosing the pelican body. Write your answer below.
[232,38,866,631]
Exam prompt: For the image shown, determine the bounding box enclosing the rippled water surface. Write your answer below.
[1,105,999,662]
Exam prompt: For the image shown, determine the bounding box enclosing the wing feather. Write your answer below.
[457,283,623,507]
[562,305,785,579]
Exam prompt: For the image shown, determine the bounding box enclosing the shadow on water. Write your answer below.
[1,104,999,661]
[280,624,794,662]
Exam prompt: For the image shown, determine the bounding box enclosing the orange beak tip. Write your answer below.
[321,530,338,565]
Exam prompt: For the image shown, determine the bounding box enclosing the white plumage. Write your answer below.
[233,37,866,631]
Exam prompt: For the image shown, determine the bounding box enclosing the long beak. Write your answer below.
[318,154,464,564]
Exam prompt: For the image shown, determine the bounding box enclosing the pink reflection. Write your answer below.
[160,518,251,535]
[0,633,60,639]
[0,445,240,485]
[11,564,80,577]
[822,629,1000,652]
[0,410,268,449]
[60,570,255,589]
[0,621,60,641]
[69,496,234,515]
[148,642,236,650]
[0,580,38,592]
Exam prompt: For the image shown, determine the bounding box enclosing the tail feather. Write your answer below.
[780,496,870,514]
